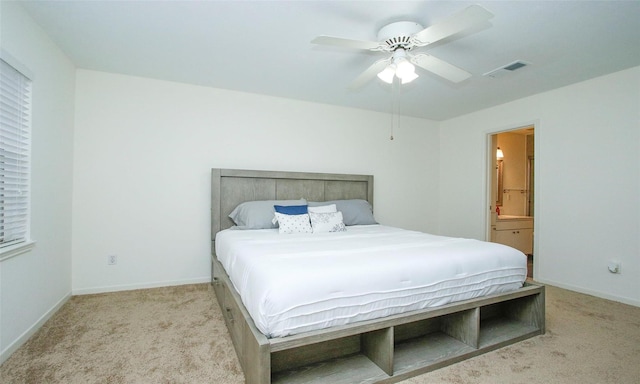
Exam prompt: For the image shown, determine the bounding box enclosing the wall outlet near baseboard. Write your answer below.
[107,255,117,265]
[607,260,620,274]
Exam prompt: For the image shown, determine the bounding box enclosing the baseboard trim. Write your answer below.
[71,276,211,296]
[535,278,640,307]
[1,292,72,365]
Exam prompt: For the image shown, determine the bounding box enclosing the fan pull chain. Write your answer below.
[391,77,400,140]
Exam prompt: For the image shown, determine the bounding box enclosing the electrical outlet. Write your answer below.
[107,255,117,265]
[608,260,620,274]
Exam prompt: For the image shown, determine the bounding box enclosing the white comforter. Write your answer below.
[215,225,526,338]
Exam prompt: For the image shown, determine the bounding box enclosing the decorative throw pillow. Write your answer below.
[229,199,306,229]
[272,205,309,225]
[309,200,376,226]
[274,212,312,234]
[274,205,308,215]
[309,211,347,233]
[307,204,337,214]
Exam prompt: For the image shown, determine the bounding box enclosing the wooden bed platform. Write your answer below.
[210,168,545,384]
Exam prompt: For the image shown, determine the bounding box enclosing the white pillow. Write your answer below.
[274,212,312,234]
[309,211,346,233]
[307,204,337,214]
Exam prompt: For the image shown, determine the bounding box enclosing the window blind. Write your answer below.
[0,58,32,249]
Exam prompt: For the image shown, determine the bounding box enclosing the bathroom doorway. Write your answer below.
[488,125,535,277]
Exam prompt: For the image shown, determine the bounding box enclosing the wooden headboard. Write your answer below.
[211,168,373,240]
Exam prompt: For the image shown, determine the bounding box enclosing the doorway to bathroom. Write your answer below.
[488,125,535,277]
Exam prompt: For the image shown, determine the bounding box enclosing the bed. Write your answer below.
[210,168,545,384]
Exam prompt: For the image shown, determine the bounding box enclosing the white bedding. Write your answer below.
[215,225,527,338]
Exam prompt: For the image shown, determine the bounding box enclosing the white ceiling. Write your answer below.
[17,0,640,121]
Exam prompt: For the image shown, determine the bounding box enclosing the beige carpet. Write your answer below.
[2,283,639,384]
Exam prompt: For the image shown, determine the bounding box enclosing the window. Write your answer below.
[1,58,32,258]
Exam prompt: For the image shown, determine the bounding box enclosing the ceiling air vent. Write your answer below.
[483,60,529,78]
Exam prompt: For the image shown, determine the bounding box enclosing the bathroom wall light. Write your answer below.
[496,147,504,159]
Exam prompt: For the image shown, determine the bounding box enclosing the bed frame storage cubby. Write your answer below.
[210,168,545,384]
[212,255,544,384]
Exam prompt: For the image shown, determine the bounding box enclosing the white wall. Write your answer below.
[71,70,440,294]
[0,2,75,363]
[439,66,640,306]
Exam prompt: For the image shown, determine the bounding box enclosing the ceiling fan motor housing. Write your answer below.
[377,21,424,50]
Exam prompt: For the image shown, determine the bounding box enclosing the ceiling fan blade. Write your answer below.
[348,58,391,90]
[412,5,494,46]
[311,35,384,51]
[411,54,472,83]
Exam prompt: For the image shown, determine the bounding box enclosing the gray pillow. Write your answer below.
[308,199,377,226]
[229,199,307,229]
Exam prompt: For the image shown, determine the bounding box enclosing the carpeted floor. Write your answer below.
[2,283,639,384]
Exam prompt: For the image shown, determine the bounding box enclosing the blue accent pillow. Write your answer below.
[274,204,308,215]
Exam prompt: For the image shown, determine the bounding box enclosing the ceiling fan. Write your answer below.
[311,5,494,89]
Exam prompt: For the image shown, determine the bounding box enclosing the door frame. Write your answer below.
[484,122,538,242]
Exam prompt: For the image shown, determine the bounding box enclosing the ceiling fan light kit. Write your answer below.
[376,64,396,83]
[377,48,420,84]
[395,58,418,83]
[311,5,494,88]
